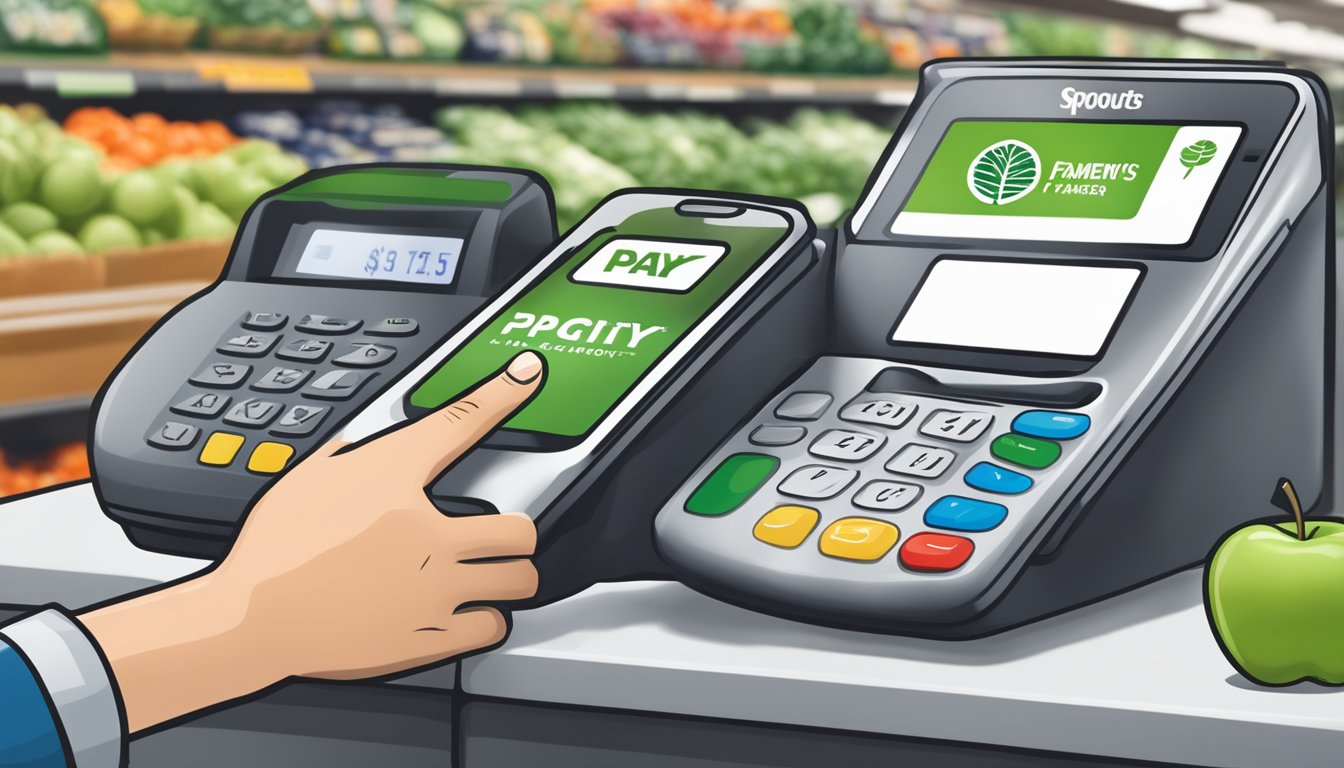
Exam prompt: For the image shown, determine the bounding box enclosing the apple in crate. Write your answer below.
[1204,478,1344,686]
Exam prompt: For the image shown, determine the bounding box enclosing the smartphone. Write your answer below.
[338,190,816,526]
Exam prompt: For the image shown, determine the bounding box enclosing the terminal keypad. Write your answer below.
[145,311,419,476]
[684,376,1091,571]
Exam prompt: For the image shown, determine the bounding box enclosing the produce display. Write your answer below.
[233,101,455,169]
[434,102,891,227]
[0,443,89,498]
[0,104,305,260]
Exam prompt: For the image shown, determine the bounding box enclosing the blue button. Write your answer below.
[925,496,1008,532]
[963,462,1033,495]
[1012,411,1091,440]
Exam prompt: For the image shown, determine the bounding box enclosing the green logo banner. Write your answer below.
[904,121,1183,220]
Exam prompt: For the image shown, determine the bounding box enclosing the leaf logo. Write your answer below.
[1179,140,1217,179]
[967,140,1041,205]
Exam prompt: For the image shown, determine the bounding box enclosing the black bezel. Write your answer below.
[851,75,1299,262]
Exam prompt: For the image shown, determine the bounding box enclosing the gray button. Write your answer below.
[223,399,282,428]
[272,405,329,437]
[777,465,858,500]
[304,370,374,400]
[170,392,231,418]
[252,366,312,393]
[886,443,956,479]
[367,317,419,337]
[853,480,922,511]
[242,312,287,331]
[218,333,279,357]
[277,339,332,363]
[774,392,833,421]
[190,362,251,389]
[147,421,200,450]
[749,425,807,447]
[809,429,885,462]
[334,343,397,368]
[919,409,994,443]
[840,398,918,429]
[296,314,362,335]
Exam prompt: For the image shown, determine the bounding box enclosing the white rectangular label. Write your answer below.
[892,260,1141,357]
[570,238,727,292]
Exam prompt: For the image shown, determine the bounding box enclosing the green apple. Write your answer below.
[1205,478,1344,686]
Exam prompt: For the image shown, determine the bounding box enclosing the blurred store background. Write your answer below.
[0,0,1340,497]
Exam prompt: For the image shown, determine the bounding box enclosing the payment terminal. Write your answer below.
[93,164,556,557]
[337,191,819,550]
[655,59,1335,636]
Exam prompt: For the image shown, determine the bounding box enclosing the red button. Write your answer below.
[900,533,975,572]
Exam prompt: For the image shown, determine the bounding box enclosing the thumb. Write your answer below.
[364,351,544,484]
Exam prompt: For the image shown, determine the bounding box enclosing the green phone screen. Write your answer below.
[408,206,791,438]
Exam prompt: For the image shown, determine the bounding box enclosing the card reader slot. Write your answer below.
[867,367,1102,409]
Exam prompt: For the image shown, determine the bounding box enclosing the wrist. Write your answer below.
[79,571,286,732]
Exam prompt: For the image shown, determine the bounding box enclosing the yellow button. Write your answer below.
[247,442,295,474]
[753,505,820,549]
[198,432,245,467]
[819,517,899,561]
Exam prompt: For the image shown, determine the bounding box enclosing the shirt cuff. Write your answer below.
[0,608,125,768]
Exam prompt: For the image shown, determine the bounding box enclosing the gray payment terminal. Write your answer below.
[93,164,556,557]
[655,59,1336,636]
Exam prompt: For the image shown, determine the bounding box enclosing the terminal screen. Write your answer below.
[891,120,1243,245]
[294,228,463,286]
[892,260,1142,357]
[407,208,790,438]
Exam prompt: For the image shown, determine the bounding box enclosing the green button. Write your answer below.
[685,453,780,516]
[991,433,1061,469]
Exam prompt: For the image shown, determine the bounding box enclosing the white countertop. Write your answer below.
[3,482,1342,767]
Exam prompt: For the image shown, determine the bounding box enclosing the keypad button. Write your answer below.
[777,465,858,500]
[852,480,922,512]
[925,496,1008,533]
[251,366,312,393]
[367,317,419,337]
[223,399,283,428]
[247,442,295,474]
[217,333,279,357]
[170,392,230,418]
[242,312,287,331]
[991,433,1061,470]
[295,314,362,335]
[809,429,885,462]
[964,462,1033,495]
[885,444,956,479]
[271,405,329,437]
[839,398,917,429]
[774,392,832,421]
[685,453,780,516]
[198,432,245,467]
[900,533,975,573]
[753,505,820,549]
[1012,410,1091,440]
[276,339,333,363]
[146,421,199,450]
[748,425,807,447]
[819,517,900,562]
[189,362,251,389]
[303,370,375,400]
[333,343,397,368]
[919,409,994,443]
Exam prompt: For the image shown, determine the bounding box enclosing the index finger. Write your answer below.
[363,350,544,483]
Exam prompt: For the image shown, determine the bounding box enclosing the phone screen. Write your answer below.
[407,205,792,438]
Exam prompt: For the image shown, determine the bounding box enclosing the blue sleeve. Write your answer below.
[0,638,69,768]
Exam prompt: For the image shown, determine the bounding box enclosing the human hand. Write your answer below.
[81,351,545,732]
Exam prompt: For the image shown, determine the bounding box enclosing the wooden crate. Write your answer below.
[102,239,230,288]
[0,282,204,406]
[0,253,105,299]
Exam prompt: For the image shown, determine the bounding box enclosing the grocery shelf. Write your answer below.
[1,52,918,106]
